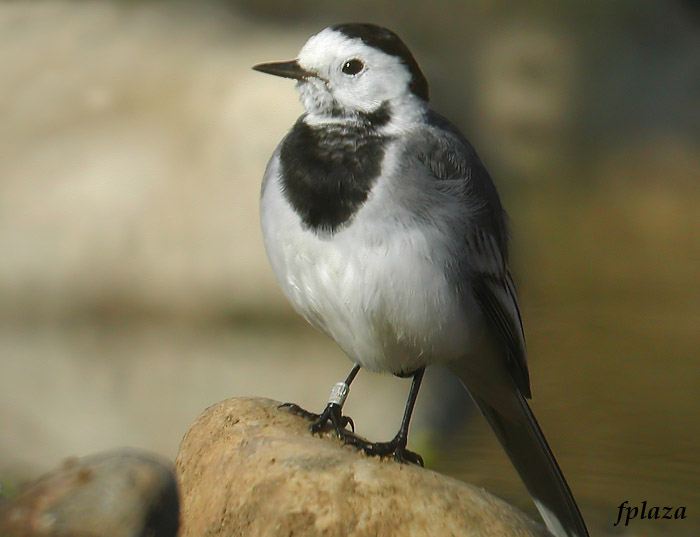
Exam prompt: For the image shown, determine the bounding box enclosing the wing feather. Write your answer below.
[413,113,530,397]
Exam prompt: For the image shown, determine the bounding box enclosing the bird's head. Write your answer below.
[253,23,429,130]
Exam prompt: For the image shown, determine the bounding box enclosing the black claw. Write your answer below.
[333,429,424,466]
[280,401,423,466]
[280,402,355,437]
[360,435,424,466]
[309,417,326,434]
[279,402,320,422]
[342,415,355,433]
[337,430,370,450]
[397,448,424,467]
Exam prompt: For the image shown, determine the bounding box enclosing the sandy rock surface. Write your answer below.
[176,397,550,537]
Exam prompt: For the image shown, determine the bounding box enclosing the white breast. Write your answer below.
[260,152,477,374]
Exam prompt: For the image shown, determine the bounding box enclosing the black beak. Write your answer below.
[252,60,313,80]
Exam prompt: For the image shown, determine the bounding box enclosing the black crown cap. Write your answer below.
[331,23,430,102]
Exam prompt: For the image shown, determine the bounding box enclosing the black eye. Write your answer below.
[342,59,364,75]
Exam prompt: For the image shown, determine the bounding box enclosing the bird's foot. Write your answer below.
[279,402,422,466]
[279,402,354,435]
[278,402,319,422]
[341,431,424,467]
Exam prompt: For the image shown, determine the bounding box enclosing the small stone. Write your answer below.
[0,448,178,537]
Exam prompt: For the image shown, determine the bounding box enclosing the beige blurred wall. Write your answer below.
[0,1,308,318]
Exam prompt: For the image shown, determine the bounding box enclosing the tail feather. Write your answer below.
[469,391,589,537]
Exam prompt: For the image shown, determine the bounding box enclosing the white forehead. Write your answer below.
[297,28,400,74]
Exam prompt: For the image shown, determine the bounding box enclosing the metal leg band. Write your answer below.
[328,381,350,407]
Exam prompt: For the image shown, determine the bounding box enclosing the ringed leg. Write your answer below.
[343,367,426,466]
[280,364,361,434]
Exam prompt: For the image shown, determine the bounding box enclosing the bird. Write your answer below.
[253,23,589,537]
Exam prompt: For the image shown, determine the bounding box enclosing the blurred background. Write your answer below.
[1,1,698,535]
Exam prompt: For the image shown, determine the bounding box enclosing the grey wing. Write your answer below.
[413,113,531,397]
[470,250,530,397]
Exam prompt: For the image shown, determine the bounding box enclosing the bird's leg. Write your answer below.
[280,364,360,435]
[343,367,426,466]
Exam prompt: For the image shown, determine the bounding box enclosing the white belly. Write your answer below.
[260,166,476,374]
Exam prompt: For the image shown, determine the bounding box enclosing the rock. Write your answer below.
[0,449,178,537]
[176,397,549,537]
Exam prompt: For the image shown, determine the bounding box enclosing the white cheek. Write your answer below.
[337,66,412,112]
[334,82,381,112]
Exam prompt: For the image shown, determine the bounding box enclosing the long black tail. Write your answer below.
[469,391,589,537]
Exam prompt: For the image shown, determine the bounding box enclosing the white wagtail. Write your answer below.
[253,23,589,537]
